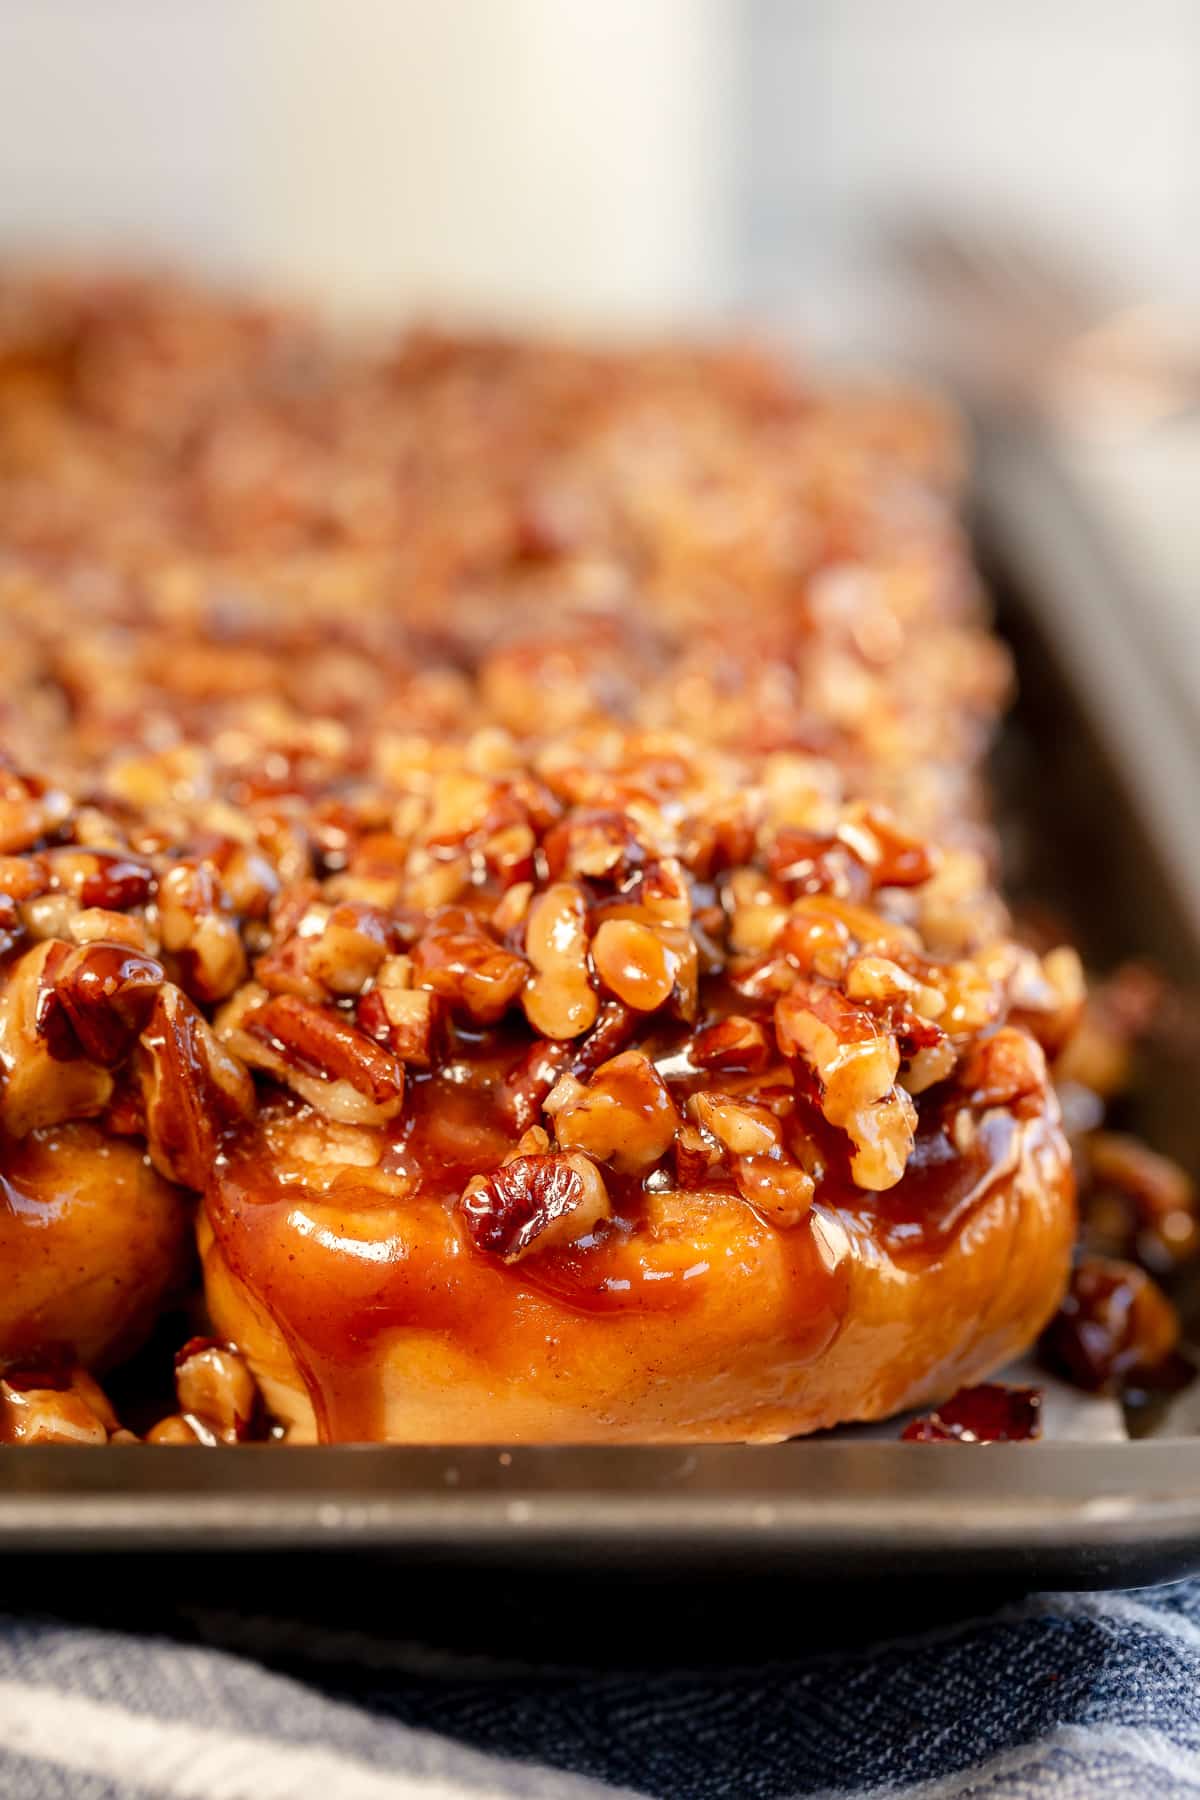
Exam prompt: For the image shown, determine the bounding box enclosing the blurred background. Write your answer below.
[1,0,1196,341]
[1,0,1197,717]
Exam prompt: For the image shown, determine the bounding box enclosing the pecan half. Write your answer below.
[460,1150,609,1262]
[224,990,405,1125]
[138,983,254,1188]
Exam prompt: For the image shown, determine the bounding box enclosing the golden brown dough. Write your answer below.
[0,1122,189,1370]
[199,1074,1073,1444]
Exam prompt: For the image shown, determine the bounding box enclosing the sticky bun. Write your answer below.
[0,270,1131,1443]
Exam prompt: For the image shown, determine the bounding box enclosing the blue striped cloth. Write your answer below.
[5,1581,1200,1797]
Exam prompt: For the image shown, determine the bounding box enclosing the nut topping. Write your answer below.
[412,909,528,1025]
[139,984,254,1187]
[552,1049,680,1175]
[225,991,405,1126]
[460,1151,610,1262]
[522,881,598,1039]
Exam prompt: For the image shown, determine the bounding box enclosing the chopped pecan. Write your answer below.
[460,1150,609,1262]
[724,867,789,955]
[1009,943,1086,1056]
[522,881,598,1039]
[174,1337,260,1444]
[157,859,247,1004]
[731,1153,815,1227]
[902,1383,1042,1443]
[40,940,165,1066]
[138,983,254,1187]
[844,807,935,889]
[0,941,115,1134]
[67,907,150,950]
[0,767,72,855]
[304,900,394,997]
[412,907,528,1025]
[356,954,443,1066]
[1040,1256,1179,1393]
[1084,1132,1198,1269]
[692,1089,783,1157]
[225,990,405,1125]
[767,827,871,901]
[0,1366,119,1445]
[958,1027,1047,1111]
[552,1049,679,1175]
[591,918,680,1013]
[691,1014,771,1074]
[74,850,156,912]
[776,979,915,1190]
[543,808,643,882]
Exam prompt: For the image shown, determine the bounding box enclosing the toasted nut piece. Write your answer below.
[553,1050,679,1175]
[674,1121,723,1186]
[146,1413,204,1445]
[305,901,393,997]
[174,1337,259,1445]
[357,956,442,1067]
[845,953,946,1020]
[412,909,528,1025]
[43,940,165,1066]
[725,867,789,955]
[732,1153,815,1227]
[491,879,533,935]
[543,809,642,882]
[157,860,247,1004]
[959,1027,1047,1110]
[692,1091,782,1158]
[0,941,114,1136]
[691,1014,771,1074]
[522,881,598,1039]
[1009,943,1087,1055]
[776,980,914,1190]
[1041,1255,1179,1392]
[775,907,853,980]
[591,918,678,1012]
[139,984,255,1188]
[0,770,72,855]
[460,1150,610,1263]
[902,1035,957,1094]
[542,1071,586,1116]
[403,848,472,910]
[21,893,80,941]
[841,804,936,888]
[226,991,406,1126]
[767,826,870,901]
[68,907,149,950]
[0,1366,117,1445]
[45,848,155,912]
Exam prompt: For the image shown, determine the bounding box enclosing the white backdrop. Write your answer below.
[0,0,734,329]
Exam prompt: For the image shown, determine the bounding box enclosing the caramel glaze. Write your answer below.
[201,1030,1075,1443]
[0,1121,191,1370]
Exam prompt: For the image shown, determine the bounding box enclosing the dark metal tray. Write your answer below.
[3,430,1198,1590]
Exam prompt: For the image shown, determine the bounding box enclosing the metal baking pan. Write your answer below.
[2,427,1198,1589]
